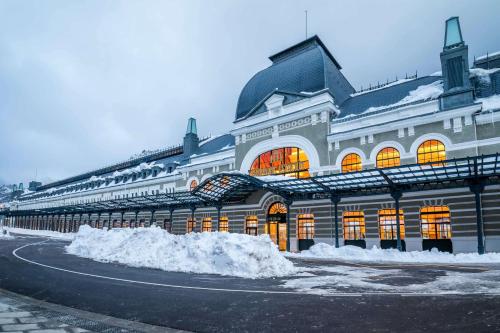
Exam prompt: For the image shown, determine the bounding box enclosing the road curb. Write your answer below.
[0,288,189,333]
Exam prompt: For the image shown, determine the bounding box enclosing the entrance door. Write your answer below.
[266,202,288,251]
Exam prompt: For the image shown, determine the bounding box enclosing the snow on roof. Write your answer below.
[476,50,500,61]
[362,80,443,114]
[477,94,500,111]
[350,78,416,97]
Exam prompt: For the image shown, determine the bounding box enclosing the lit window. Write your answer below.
[189,180,198,191]
[341,153,362,173]
[376,148,401,168]
[378,209,405,240]
[417,140,446,165]
[297,214,314,239]
[219,216,229,232]
[249,147,309,178]
[420,206,451,239]
[245,215,258,235]
[269,202,287,214]
[343,211,365,240]
[187,217,196,233]
[202,217,212,232]
[221,176,230,188]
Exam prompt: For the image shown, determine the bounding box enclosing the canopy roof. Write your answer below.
[4,154,499,216]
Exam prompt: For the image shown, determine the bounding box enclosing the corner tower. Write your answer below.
[183,117,199,156]
[439,17,474,110]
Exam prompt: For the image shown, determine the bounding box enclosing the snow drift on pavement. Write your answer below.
[66,226,297,278]
[290,243,500,264]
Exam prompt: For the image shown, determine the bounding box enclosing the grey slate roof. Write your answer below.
[338,76,442,118]
[235,35,354,122]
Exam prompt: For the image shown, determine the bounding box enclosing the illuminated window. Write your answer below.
[378,209,405,240]
[343,211,365,240]
[297,214,314,239]
[249,147,310,178]
[245,215,258,235]
[219,216,229,232]
[268,202,287,214]
[376,148,401,168]
[417,140,446,165]
[190,180,198,191]
[221,176,230,188]
[420,206,451,239]
[202,217,212,232]
[341,153,362,173]
[187,217,196,233]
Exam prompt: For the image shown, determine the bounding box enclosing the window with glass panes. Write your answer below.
[245,216,258,235]
[202,217,212,232]
[249,147,310,178]
[189,180,198,191]
[341,153,362,173]
[297,214,315,239]
[218,216,229,232]
[378,209,405,240]
[420,206,451,239]
[376,147,401,168]
[186,217,196,233]
[417,140,446,165]
[343,211,365,240]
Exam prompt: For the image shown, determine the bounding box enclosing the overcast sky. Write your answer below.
[1,0,499,186]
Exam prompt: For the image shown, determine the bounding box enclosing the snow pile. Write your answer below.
[7,227,75,240]
[291,243,500,264]
[478,94,500,111]
[470,67,500,84]
[364,80,443,114]
[0,229,14,239]
[66,226,297,278]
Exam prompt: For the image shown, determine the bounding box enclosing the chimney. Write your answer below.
[183,118,199,156]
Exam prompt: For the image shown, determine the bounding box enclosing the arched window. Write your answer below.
[249,147,310,178]
[219,216,229,232]
[189,179,198,191]
[245,215,258,235]
[420,206,451,239]
[376,148,401,168]
[341,153,362,173]
[269,202,287,214]
[202,217,212,232]
[297,214,314,240]
[343,211,365,240]
[187,217,196,233]
[378,209,405,240]
[417,140,446,164]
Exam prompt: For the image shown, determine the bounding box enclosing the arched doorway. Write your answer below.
[266,202,288,251]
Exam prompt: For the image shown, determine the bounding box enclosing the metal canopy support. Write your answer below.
[284,197,293,252]
[215,204,222,232]
[150,210,155,227]
[190,206,196,232]
[331,195,341,248]
[471,183,485,255]
[108,212,112,230]
[390,189,403,252]
[169,208,174,233]
[135,211,139,228]
[120,211,125,228]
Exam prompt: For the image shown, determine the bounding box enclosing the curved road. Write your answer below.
[1,234,500,332]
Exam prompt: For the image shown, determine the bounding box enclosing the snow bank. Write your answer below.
[7,227,75,240]
[66,226,297,278]
[0,229,14,239]
[290,243,500,264]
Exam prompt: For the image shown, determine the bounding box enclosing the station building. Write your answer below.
[5,17,500,253]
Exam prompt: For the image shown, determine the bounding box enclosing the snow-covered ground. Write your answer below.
[66,226,297,278]
[289,243,500,264]
[5,227,75,240]
[0,229,14,239]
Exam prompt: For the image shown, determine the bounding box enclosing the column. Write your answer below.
[284,198,293,252]
[390,189,403,252]
[331,195,341,248]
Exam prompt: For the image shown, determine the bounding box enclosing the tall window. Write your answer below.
[420,206,451,239]
[343,211,365,240]
[378,209,405,240]
[202,217,212,232]
[187,217,196,233]
[245,216,258,235]
[417,140,446,165]
[297,214,314,240]
[341,153,362,173]
[190,180,198,191]
[249,147,310,178]
[219,216,229,232]
[376,148,401,168]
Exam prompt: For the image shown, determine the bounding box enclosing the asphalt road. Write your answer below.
[1,234,500,332]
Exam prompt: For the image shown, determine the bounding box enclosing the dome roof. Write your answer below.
[235,36,354,121]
